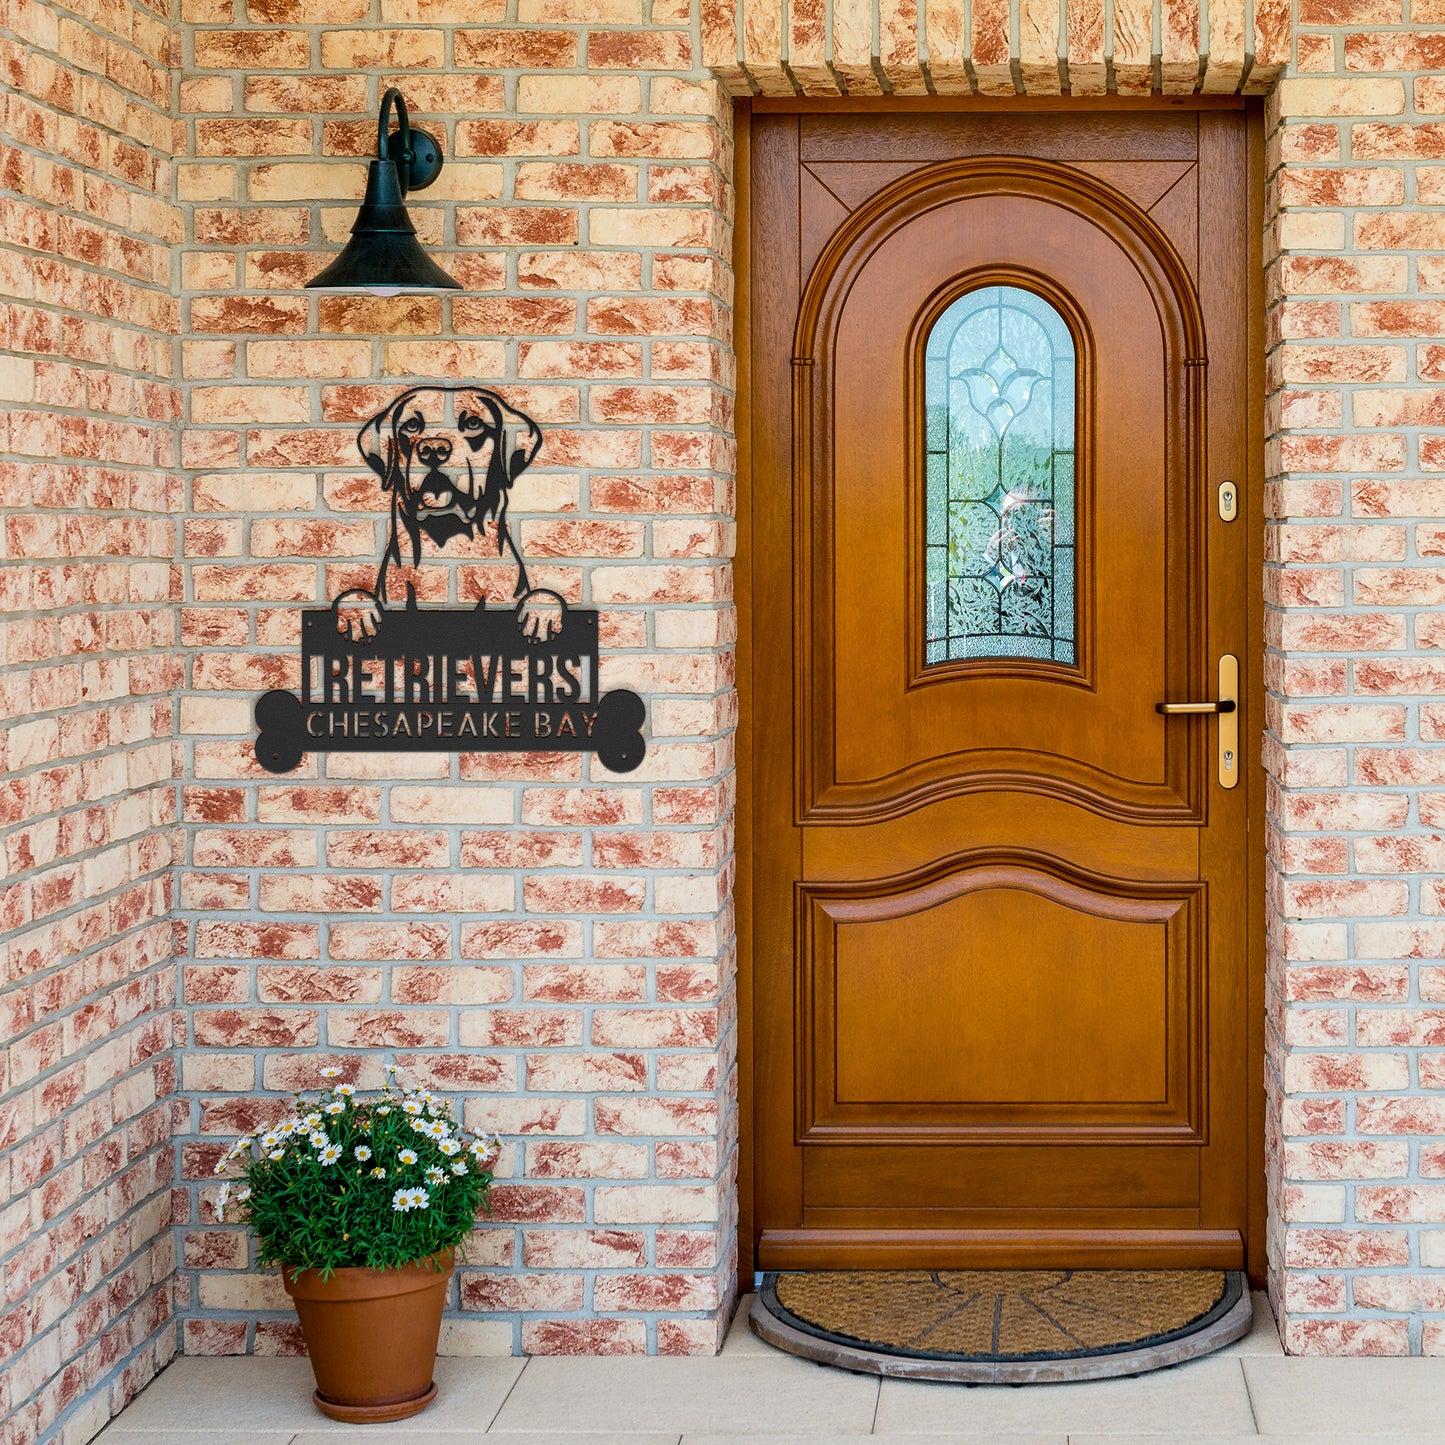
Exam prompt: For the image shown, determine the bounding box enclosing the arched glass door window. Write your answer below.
[924,285,1077,666]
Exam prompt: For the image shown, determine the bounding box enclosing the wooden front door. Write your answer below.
[746,107,1261,1272]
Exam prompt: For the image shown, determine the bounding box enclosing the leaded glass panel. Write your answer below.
[924,285,1077,666]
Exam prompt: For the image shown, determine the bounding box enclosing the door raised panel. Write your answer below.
[793,160,1210,828]
[798,858,1204,1146]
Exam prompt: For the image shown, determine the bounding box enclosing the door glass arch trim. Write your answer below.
[907,265,1096,694]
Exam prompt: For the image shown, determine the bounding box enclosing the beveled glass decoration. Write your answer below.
[924,285,1076,666]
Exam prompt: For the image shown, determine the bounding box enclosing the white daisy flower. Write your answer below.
[319,1144,342,1165]
[235,1187,250,1203]
[438,1139,461,1156]
[259,1132,280,1150]
[370,1166,387,1179]
[278,1120,298,1135]
[324,1100,344,1116]
[321,1067,341,1079]
[309,1131,329,1149]
[386,1063,399,1074]
[302,1113,322,1130]
[450,1161,468,1176]
[376,1105,392,1116]
[392,1187,426,1212]
[425,1166,445,1186]
[424,1121,448,1140]
[334,1083,356,1097]
[409,1118,429,1134]
[269,1149,284,1161]
[354,1145,372,1162]
[398,1148,418,1166]
[402,1100,423,1115]
[212,1159,227,1177]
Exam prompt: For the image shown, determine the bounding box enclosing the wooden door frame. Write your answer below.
[733,96,1267,1287]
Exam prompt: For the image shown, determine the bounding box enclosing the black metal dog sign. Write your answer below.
[253,385,645,775]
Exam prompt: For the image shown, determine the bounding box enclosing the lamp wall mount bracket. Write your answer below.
[385,123,442,194]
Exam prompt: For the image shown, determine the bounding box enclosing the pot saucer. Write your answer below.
[312,1380,437,1423]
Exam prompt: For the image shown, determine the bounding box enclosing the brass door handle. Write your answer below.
[1155,655,1239,789]
[1155,699,1236,714]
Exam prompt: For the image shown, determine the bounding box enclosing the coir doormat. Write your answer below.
[750,1269,1251,1383]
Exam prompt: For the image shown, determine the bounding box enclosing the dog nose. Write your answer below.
[416,438,452,467]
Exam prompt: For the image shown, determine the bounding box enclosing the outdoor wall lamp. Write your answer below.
[306,87,460,296]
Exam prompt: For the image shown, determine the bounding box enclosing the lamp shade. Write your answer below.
[306,89,459,296]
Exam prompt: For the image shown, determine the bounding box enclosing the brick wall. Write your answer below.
[19,2,1445,1436]
[0,0,183,1440]
[171,1,739,1360]
[1265,6,1445,1357]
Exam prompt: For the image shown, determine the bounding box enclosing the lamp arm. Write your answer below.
[377,87,412,195]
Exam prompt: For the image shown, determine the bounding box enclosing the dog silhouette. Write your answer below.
[331,384,564,643]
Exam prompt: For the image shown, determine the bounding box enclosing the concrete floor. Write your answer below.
[96,1293,1445,1442]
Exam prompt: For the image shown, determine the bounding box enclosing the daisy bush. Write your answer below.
[213,1066,501,1276]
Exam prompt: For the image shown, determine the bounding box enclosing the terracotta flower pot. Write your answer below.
[282,1250,453,1423]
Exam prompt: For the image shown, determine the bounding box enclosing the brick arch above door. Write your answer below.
[702,0,1288,97]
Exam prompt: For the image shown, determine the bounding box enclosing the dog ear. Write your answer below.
[357,394,405,490]
[500,401,543,483]
[454,387,542,482]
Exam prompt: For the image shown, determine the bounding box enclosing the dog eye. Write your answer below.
[458,413,483,433]
[400,414,424,435]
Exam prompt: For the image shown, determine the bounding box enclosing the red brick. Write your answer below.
[193,1010,318,1047]
[326,831,449,869]
[593,1274,717,1312]
[454,120,580,157]
[455,207,579,247]
[460,831,584,868]
[521,1319,646,1355]
[1346,31,1445,68]
[257,965,382,1004]
[452,297,576,336]
[486,1185,586,1225]
[522,964,648,1002]
[327,1010,450,1049]
[522,1227,647,1266]
[525,1053,647,1092]
[462,1010,582,1047]
[329,922,449,961]
[588,30,693,68]
[455,28,578,68]
[194,922,319,960]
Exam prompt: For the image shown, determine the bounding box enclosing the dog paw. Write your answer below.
[333,589,382,642]
[517,589,565,642]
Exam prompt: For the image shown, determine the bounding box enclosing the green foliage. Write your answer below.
[213,1068,500,1277]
